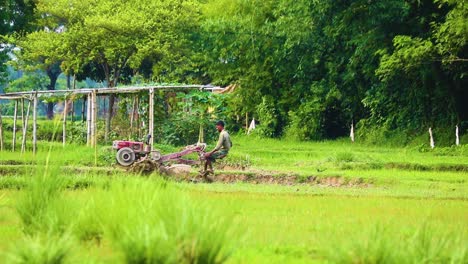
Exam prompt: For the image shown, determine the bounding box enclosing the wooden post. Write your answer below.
[82,97,86,122]
[32,92,38,154]
[70,99,74,140]
[21,100,31,153]
[12,100,18,151]
[136,96,140,138]
[429,127,435,149]
[86,93,91,146]
[350,122,355,142]
[63,97,68,147]
[149,88,154,150]
[245,112,248,134]
[456,125,460,146]
[130,96,135,139]
[21,99,25,130]
[91,90,97,147]
[0,103,3,151]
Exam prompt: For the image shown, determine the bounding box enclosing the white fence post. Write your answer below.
[429,127,435,149]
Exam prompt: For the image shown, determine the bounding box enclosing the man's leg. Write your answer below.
[202,159,214,182]
[204,159,209,172]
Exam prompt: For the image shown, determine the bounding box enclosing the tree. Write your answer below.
[0,0,36,86]
[12,30,64,118]
[14,0,202,139]
[201,0,410,139]
[374,0,467,129]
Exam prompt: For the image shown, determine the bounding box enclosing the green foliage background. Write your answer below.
[1,0,467,145]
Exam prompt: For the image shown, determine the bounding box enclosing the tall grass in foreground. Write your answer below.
[10,160,76,264]
[7,233,72,264]
[77,177,238,263]
[15,164,70,235]
[323,223,467,263]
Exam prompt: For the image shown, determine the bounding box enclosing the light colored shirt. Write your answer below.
[213,130,231,152]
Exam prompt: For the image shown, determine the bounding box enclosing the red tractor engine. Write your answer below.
[112,140,149,166]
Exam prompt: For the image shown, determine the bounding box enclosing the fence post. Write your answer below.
[63,97,68,147]
[12,100,18,151]
[32,92,38,154]
[429,127,435,149]
[21,99,31,153]
[149,88,154,151]
[0,103,3,151]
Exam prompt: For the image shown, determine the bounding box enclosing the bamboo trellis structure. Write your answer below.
[0,85,223,153]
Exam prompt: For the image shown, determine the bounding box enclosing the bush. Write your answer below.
[356,119,468,147]
[7,233,72,264]
[15,164,69,235]
[256,96,280,138]
[94,178,237,263]
[323,223,468,263]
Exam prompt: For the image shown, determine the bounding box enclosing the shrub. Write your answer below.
[7,233,72,264]
[15,164,69,235]
[256,96,280,138]
[323,223,468,263]
[94,178,237,263]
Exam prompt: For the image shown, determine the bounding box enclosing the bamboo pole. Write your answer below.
[32,92,38,154]
[0,104,3,151]
[21,99,25,131]
[136,96,140,138]
[92,90,98,165]
[82,97,86,122]
[63,98,68,147]
[92,90,97,147]
[70,99,74,139]
[21,100,31,153]
[12,100,18,151]
[86,93,91,146]
[130,95,135,139]
[149,88,154,150]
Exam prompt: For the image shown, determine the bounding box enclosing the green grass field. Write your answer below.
[0,135,466,263]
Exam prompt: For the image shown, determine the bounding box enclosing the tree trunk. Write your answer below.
[46,63,62,119]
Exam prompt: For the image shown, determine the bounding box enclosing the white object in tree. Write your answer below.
[247,118,256,135]
[429,127,435,149]
[350,123,355,142]
[456,125,459,146]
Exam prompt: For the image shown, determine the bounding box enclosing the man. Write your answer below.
[202,120,231,181]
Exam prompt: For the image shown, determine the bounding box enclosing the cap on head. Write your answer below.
[215,120,225,127]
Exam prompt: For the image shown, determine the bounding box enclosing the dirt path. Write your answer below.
[162,165,371,187]
[0,160,370,187]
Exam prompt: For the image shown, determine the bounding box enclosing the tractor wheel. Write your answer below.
[116,147,136,166]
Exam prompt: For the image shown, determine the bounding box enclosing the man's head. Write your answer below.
[215,120,225,132]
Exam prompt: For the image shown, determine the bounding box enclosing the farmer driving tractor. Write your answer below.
[202,120,232,182]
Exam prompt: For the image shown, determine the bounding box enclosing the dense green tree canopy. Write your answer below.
[2,0,467,143]
[0,0,36,86]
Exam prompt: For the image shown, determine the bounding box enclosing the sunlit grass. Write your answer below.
[0,130,467,263]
